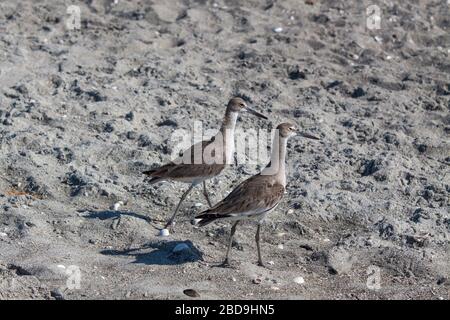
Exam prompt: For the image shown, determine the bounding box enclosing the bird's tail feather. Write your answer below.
[192,212,230,227]
[143,169,163,184]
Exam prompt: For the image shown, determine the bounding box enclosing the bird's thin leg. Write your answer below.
[164,183,195,229]
[256,224,264,267]
[202,181,213,208]
[221,221,239,267]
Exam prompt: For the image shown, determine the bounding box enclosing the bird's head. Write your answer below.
[227,97,268,120]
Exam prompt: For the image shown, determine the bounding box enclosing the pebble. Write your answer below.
[293,276,305,285]
[277,244,284,250]
[112,201,124,211]
[252,278,262,284]
[50,289,64,300]
[273,27,283,33]
[183,289,200,298]
[0,232,7,237]
[158,228,170,237]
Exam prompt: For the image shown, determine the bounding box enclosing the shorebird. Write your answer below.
[144,97,267,230]
[192,122,319,267]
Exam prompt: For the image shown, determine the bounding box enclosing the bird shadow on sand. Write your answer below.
[100,240,204,266]
[81,209,161,230]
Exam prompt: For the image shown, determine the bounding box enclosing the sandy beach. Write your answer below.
[0,0,449,299]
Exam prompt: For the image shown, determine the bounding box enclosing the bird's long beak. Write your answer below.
[245,107,268,120]
[299,132,320,140]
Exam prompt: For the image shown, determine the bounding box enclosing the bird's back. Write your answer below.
[194,173,285,226]
[143,138,226,183]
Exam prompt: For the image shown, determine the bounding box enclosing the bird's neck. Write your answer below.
[218,111,238,164]
[261,134,287,186]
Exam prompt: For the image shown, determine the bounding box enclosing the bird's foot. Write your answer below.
[257,261,272,270]
[213,259,233,269]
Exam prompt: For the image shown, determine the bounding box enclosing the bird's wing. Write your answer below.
[203,174,285,217]
[143,138,224,179]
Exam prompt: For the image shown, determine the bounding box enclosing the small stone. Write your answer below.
[351,87,366,98]
[50,289,64,300]
[125,111,134,121]
[158,229,170,237]
[277,244,284,249]
[157,119,178,128]
[288,67,306,80]
[273,27,283,33]
[252,278,262,284]
[183,289,200,298]
[112,201,124,211]
[293,276,305,284]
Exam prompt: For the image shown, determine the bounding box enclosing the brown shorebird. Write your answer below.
[144,97,267,231]
[193,122,319,267]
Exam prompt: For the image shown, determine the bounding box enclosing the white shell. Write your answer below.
[293,276,305,285]
[158,229,170,237]
[273,27,283,33]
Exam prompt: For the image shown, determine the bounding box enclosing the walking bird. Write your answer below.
[193,122,319,267]
[144,97,267,230]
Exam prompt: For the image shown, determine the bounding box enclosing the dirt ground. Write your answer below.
[0,0,449,300]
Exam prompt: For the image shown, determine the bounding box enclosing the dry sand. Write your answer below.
[0,0,449,299]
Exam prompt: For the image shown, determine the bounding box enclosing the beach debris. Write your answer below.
[112,201,124,211]
[50,288,65,300]
[158,228,170,237]
[273,27,283,33]
[293,276,305,285]
[183,289,200,298]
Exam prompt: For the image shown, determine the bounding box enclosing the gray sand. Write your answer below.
[0,0,449,299]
